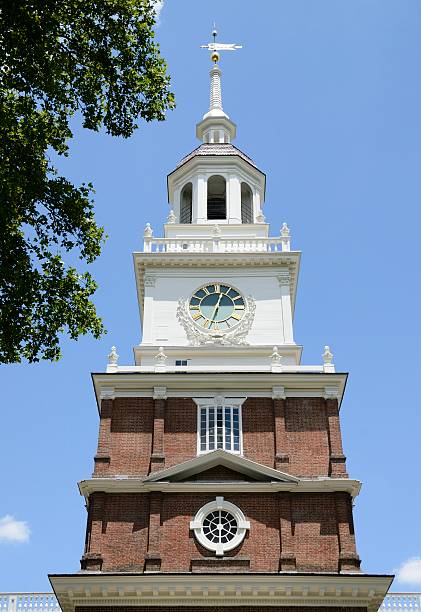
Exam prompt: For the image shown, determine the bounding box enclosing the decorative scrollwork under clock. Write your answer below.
[176,282,255,346]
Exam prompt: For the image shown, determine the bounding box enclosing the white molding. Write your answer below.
[176,289,256,347]
[193,397,245,456]
[272,385,286,400]
[99,387,115,400]
[153,386,167,400]
[190,496,250,556]
[133,251,301,322]
[143,449,298,484]
[50,573,393,612]
[324,385,341,400]
[92,372,348,409]
[277,271,290,286]
[78,476,361,500]
[144,275,157,287]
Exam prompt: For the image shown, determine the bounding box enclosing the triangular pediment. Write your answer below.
[145,450,299,484]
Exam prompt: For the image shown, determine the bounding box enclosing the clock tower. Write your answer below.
[50,34,392,612]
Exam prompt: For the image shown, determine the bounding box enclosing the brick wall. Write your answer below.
[83,491,358,573]
[84,394,357,575]
[93,397,347,479]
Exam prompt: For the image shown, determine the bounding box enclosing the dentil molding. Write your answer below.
[50,573,393,612]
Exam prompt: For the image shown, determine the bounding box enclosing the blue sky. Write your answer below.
[2,0,421,592]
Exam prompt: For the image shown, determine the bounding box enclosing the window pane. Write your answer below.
[233,408,240,451]
[217,406,223,448]
[225,407,232,450]
[209,408,215,450]
[199,404,241,453]
[200,409,207,451]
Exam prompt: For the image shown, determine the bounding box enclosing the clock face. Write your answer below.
[189,283,245,331]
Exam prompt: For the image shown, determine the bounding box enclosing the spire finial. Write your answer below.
[200,27,243,65]
[196,29,241,143]
[200,28,242,117]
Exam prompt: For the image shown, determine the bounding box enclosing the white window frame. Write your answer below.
[190,496,250,556]
[193,396,246,456]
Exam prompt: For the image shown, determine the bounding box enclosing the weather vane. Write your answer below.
[200,25,242,63]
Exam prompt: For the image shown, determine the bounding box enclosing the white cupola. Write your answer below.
[166,50,266,231]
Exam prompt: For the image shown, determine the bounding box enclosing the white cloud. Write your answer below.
[153,0,164,25]
[0,515,30,543]
[396,558,421,585]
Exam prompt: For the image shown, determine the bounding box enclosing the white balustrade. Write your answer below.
[143,236,290,253]
[0,594,61,612]
[379,594,421,612]
[1,592,420,612]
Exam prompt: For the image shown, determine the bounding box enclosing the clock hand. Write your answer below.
[210,292,224,323]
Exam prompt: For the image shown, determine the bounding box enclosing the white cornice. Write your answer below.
[132,251,300,320]
[91,371,348,412]
[78,476,361,502]
[50,573,393,612]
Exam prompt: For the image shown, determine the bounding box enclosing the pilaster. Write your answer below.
[145,492,162,572]
[194,174,207,223]
[335,492,361,572]
[228,174,241,223]
[325,396,348,477]
[278,271,294,343]
[150,387,167,473]
[272,390,290,470]
[278,492,296,571]
[80,492,105,571]
[93,393,113,476]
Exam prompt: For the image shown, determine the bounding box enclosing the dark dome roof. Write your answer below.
[176,143,257,169]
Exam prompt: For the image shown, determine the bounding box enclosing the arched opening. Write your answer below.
[241,182,253,224]
[180,182,192,224]
[207,175,226,220]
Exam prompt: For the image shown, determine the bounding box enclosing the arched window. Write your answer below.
[241,183,253,224]
[207,175,226,220]
[180,182,192,224]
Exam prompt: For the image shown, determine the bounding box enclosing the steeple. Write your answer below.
[196,29,240,143]
[165,29,267,226]
[207,63,225,117]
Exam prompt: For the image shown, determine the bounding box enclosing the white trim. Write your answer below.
[144,449,298,484]
[272,385,286,399]
[50,573,393,612]
[78,476,361,500]
[194,397,245,455]
[189,496,250,556]
[99,386,115,400]
[133,251,301,320]
[93,372,348,409]
[153,386,167,400]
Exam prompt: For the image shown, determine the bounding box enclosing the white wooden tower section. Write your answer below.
[113,37,334,375]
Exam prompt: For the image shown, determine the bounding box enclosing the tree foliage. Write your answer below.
[0,0,174,363]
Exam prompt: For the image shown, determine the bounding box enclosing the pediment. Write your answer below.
[145,450,299,484]
[178,465,260,482]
